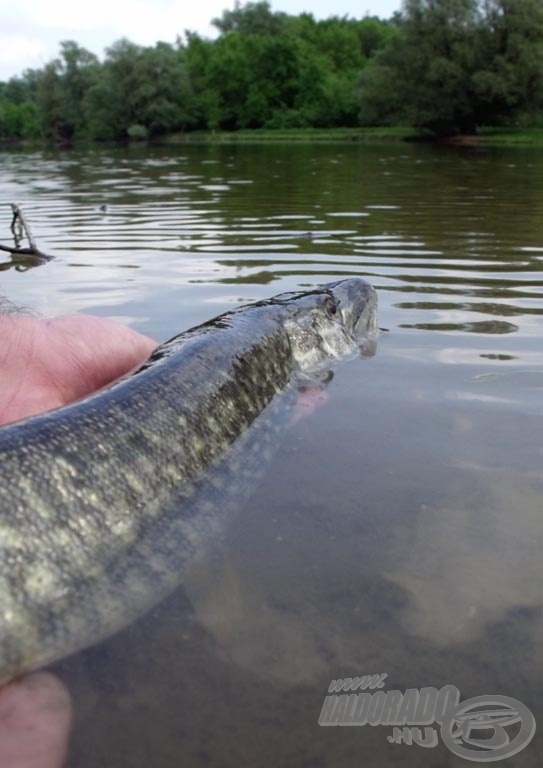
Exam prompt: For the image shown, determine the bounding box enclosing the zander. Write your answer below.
[0,278,377,684]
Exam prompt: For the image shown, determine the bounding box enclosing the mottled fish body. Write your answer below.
[0,278,377,684]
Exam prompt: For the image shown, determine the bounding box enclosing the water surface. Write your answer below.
[1,142,542,766]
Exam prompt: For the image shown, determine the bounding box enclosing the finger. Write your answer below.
[0,672,72,768]
[46,315,158,399]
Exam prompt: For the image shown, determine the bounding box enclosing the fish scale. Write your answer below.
[0,278,377,684]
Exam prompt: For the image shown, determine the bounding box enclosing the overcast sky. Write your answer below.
[0,0,401,81]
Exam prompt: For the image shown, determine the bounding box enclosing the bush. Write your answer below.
[126,123,148,140]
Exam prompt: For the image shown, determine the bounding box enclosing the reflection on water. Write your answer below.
[1,143,542,766]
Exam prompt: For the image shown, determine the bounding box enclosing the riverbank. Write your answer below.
[159,126,543,146]
[2,126,543,150]
[477,127,543,145]
[0,127,417,150]
[160,127,424,144]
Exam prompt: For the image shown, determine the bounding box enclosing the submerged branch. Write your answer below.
[0,204,52,262]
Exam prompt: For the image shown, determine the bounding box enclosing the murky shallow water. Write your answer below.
[1,142,542,766]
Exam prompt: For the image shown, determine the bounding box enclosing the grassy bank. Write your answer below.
[2,126,542,150]
[160,127,422,144]
[477,127,543,146]
[159,125,543,146]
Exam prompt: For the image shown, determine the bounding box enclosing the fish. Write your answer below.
[0,278,377,684]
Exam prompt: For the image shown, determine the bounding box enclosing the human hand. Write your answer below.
[0,312,157,766]
[0,313,157,425]
[0,673,72,768]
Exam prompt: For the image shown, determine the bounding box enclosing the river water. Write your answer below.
[1,142,542,766]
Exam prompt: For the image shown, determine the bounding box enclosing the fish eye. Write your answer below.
[324,297,338,319]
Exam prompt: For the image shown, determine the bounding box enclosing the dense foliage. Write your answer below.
[0,0,541,141]
[359,0,543,134]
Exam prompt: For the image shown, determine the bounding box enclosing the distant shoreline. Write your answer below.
[2,127,543,149]
[158,127,543,147]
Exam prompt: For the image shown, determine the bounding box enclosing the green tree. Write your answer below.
[184,32,222,129]
[284,14,394,127]
[185,5,393,130]
[0,99,40,139]
[360,0,482,134]
[357,16,398,58]
[359,0,543,134]
[11,0,541,141]
[0,70,42,139]
[2,72,40,104]
[131,43,196,135]
[57,41,100,138]
[82,76,125,141]
[472,0,543,125]
[83,39,196,140]
[36,61,66,141]
[212,1,286,36]
[204,33,252,129]
[34,43,99,141]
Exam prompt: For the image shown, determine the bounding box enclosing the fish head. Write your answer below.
[282,278,378,372]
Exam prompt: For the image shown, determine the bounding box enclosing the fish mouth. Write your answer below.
[327,278,378,341]
[353,289,378,342]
